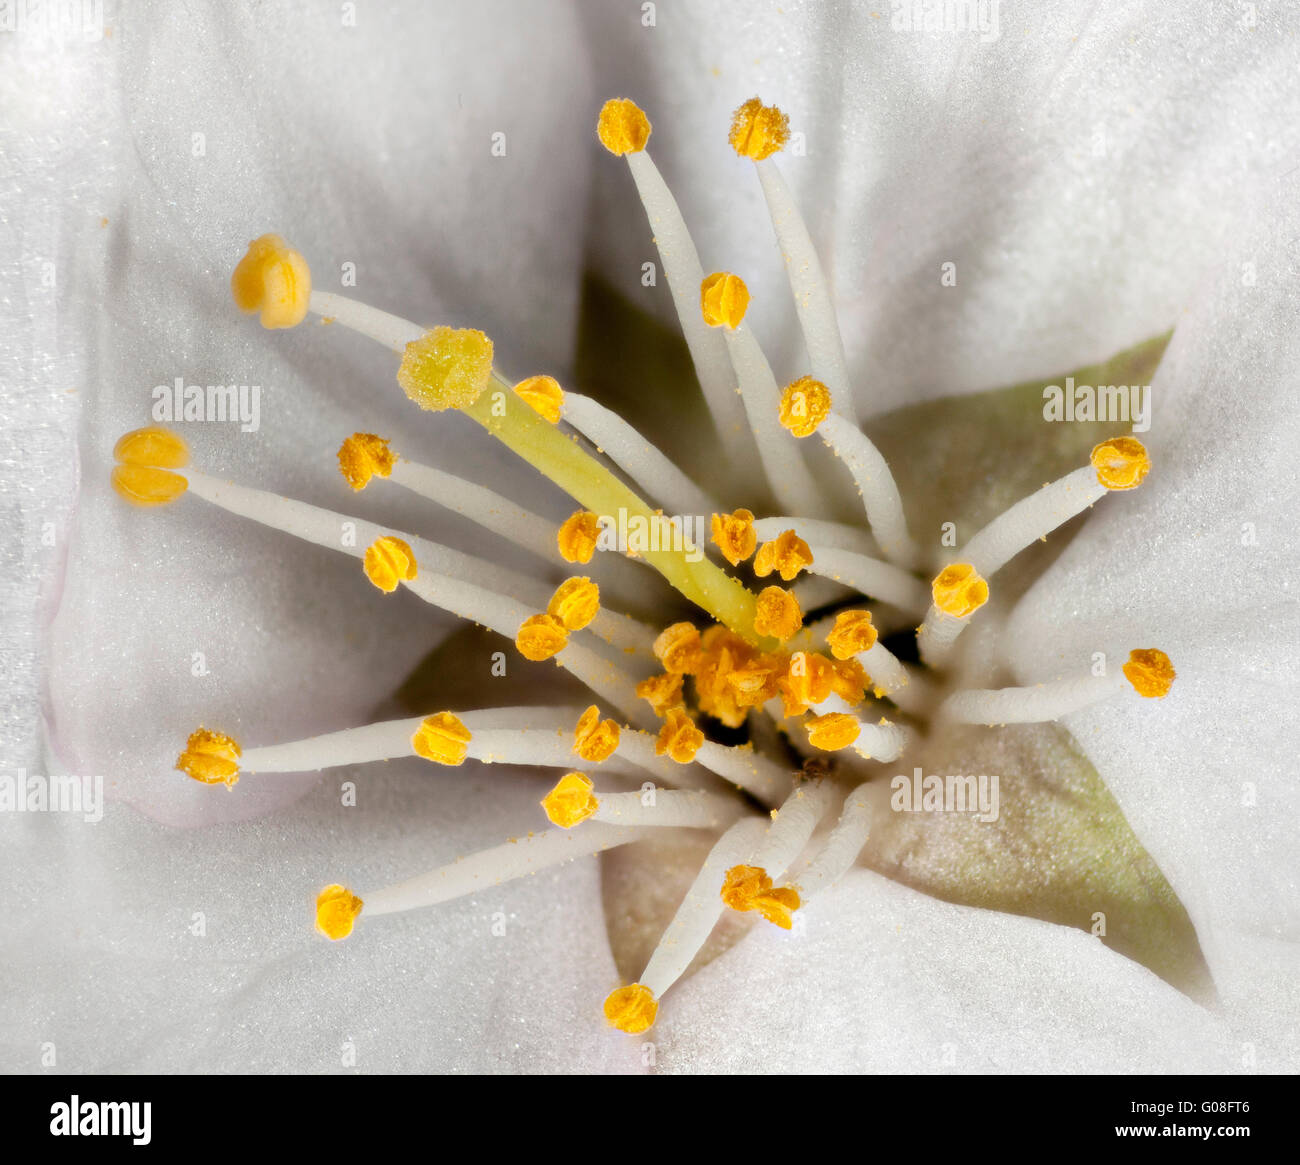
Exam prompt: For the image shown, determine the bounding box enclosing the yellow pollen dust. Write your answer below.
[779,376,832,437]
[230,233,312,329]
[175,728,241,787]
[826,609,878,659]
[653,621,702,674]
[711,508,757,566]
[655,707,705,764]
[636,671,684,716]
[720,864,801,929]
[557,510,601,564]
[753,586,802,641]
[754,530,813,581]
[542,772,600,829]
[513,374,564,424]
[411,711,472,766]
[1123,648,1176,698]
[397,326,494,412]
[603,983,658,1034]
[574,705,621,763]
[516,613,569,661]
[700,271,750,330]
[547,576,600,631]
[1091,436,1151,491]
[315,884,363,941]
[728,97,790,161]
[111,426,189,507]
[597,97,651,155]
[337,433,395,491]
[363,535,417,593]
[931,563,989,618]
[806,711,861,751]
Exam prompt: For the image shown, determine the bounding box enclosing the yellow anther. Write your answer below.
[653,621,702,674]
[826,609,878,660]
[805,711,861,751]
[931,563,989,618]
[513,374,565,424]
[779,376,832,437]
[315,884,363,941]
[728,97,790,161]
[516,613,569,661]
[574,705,621,763]
[111,464,188,507]
[113,426,190,469]
[636,671,684,716]
[411,711,472,766]
[542,771,600,828]
[1091,435,1151,491]
[337,433,395,491]
[363,535,417,593]
[597,97,652,155]
[231,234,311,329]
[603,983,658,1034]
[700,271,750,330]
[753,586,802,641]
[557,510,601,564]
[546,576,600,632]
[175,728,241,787]
[830,657,869,705]
[655,707,705,764]
[779,650,836,716]
[711,508,757,566]
[720,864,801,929]
[396,325,494,412]
[1122,648,1176,698]
[724,654,782,708]
[754,529,814,581]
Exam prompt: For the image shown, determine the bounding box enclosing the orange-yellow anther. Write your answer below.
[805,712,861,751]
[603,983,658,1034]
[700,271,750,330]
[931,563,989,618]
[754,530,814,581]
[779,376,832,437]
[728,97,790,161]
[411,711,472,766]
[1091,435,1151,491]
[513,374,564,424]
[724,655,783,708]
[826,609,878,660]
[230,233,312,329]
[111,426,190,507]
[175,728,241,787]
[542,771,600,828]
[636,671,684,716]
[779,651,836,715]
[113,426,190,469]
[653,621,702,674]
[720,864,801,929]
[337,433,395,491]
[557,510,601,564]
[397,326,494,412]
[574,705,621,763]
[753,586,802,641]
[597,98,651,155]
[655,707,705,764]
[111,464,189,507]
[516,613,569,661]
[547,576,600,631]
[1123,648,1176,698]
[830,657,870,705]
[315,884,363,941]
[363,535,417,593]
[711,508,757,566]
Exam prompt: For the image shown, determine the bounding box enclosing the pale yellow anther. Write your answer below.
[778,376,832,437]
[655,707,705,764]
[542,771,599,829]
[636,671,684,716]
[700,271,750,330]
[1091,435,1151,491]
[411,711,472,766]
[1123,648,1176,698]
[826,609,878,660]
[175,728,241,787]
[315,884,363,941]
[516,613,569,661]
[397,326,494,412]
[557,510,601,564]
[728,97,790,161]
[753,586,802,642]
[113,426,190,468]
[513,374,565,424]
[547,576,600,631]
[574,705,621,763]
[653,621,702,674]
[711,508,757,566]
[337,433,395,491]
[230,233,312,329]
[931,563,989,618]
[805,711,861,751]
[111,426,190,507]
[363,535,417,593]
[720,864,801,929]
[597,98,651,155]
[754,529,814,581]
[603,983,658,1034]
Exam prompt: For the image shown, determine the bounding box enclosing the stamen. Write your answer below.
[513,374,564,424]
[1122,648,1177,698]
[823,610,928,713]
[337,433,396,491]
[655,708,705,763]
[558,510,601,564]
[573,705,621,762]
[231,234,311,329]
[176,728,241,787]
[315,884,363,940]
[604,983,659,1035]
[110,426,189,507]
[917,563,989,668]
[799,546,929,612]
[412,712,472,766]
[635,671,684,716]
[547,577,600,631]
[719,864,802,929]
[1091,436,1152,491]
[363,535,417,593]
[590,788,745,830]
[753,515,876,556]
[804,712,859,751]
[789,783,873,902]
[753,585,802,642]
[753,529,814,581]
[710,509,757,566]
[515,613,568,661]
[653,621,702,674]
[541,772,600,828]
